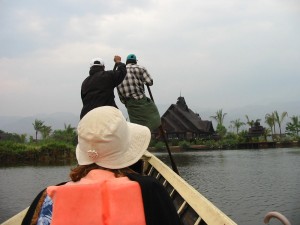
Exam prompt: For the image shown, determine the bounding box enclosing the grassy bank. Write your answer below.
[1,138,299,166]
[0,141,76,166]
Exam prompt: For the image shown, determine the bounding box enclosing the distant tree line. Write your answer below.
[1,110,299,145]
[210,109,300,142]
[0,110,299,162]
[0,121,77,165]
[31,119,77,144]
[151,109,300,151]
[0,120,77,145]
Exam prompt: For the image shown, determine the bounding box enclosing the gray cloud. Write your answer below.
[0,0,299,118]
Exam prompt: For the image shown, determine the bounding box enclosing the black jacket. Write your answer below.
[80,62,126,119]
[127,173,182,225]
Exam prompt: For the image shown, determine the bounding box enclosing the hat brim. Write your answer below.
[76,122,151,169]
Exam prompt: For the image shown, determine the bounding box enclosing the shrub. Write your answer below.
[219,139,238,149]
[178,140,190,150]
[0,140,75,165]
[170,138,179,146]
[154,141,166,150]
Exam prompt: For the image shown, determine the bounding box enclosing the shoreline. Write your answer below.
[1,141,299,166]
[149,140,300,152]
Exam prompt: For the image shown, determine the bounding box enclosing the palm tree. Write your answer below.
[265,113,276,136]
[210,109,227,137]
[210,109,227,126]
[32,119,44,141]
[273,110,288,137]
[40,125,52,139]
[230,119,245,134]
[245,115,260,128]
[52,124,77,143]
[63,123,77,143]
[245,115,254,127]
[64,123,76,134]
[262,128,271,142]
[286,115,300,138]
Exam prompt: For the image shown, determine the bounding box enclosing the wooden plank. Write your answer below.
[1,208,28,225]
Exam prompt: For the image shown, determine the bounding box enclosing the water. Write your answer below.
[1,148,300,225]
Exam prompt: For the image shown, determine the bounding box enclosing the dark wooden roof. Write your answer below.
[161,96,214,134]
[248,122,265,137]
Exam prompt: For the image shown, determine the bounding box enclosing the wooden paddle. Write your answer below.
[146,85,180,175]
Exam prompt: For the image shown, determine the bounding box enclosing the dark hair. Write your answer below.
[69,163,136,182]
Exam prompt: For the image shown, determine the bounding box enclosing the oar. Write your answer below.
[146,85,180,175]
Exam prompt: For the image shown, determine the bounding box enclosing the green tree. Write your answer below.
[216,124,227,138]
[245,115,261,128]
[245,115,254,127]
[230,119,245,134]
[265,113,276,137]
[63,123,76,135]
[237,130,248,143]
[0,130,27,143]
[32,119,44,141]
[262,128,271,142]
[51,124,77,144]
[40,125,52,139]
[285,115,300,138]
[19,133,27,143]
[245,115,253,127]
[274,110,288,137]
[210,109,227,126]
[210,109,227,138]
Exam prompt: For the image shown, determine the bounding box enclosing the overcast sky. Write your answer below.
[1,0,299,119]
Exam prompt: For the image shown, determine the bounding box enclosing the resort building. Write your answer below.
[157,96,215,140]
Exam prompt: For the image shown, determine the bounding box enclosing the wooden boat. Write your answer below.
[1,151,237,225]
[143,152,237,225]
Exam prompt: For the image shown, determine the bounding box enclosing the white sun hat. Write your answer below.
[90,58,105,67]
[76,106,151,169]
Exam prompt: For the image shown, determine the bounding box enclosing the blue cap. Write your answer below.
[127,54,137,60]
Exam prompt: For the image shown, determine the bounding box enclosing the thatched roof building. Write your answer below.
[159,96,215,140]
[247,121,265,137]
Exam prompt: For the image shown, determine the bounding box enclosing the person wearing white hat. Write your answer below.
[80,55,126,119]
[22,107,181,225]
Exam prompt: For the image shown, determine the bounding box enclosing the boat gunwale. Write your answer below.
[144,151,237,225]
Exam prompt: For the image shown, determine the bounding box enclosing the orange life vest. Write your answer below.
[47,170,146,225]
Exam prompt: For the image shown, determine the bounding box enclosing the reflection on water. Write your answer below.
[1,148,300,225]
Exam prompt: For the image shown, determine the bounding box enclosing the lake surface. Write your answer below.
[1,147,299,225]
